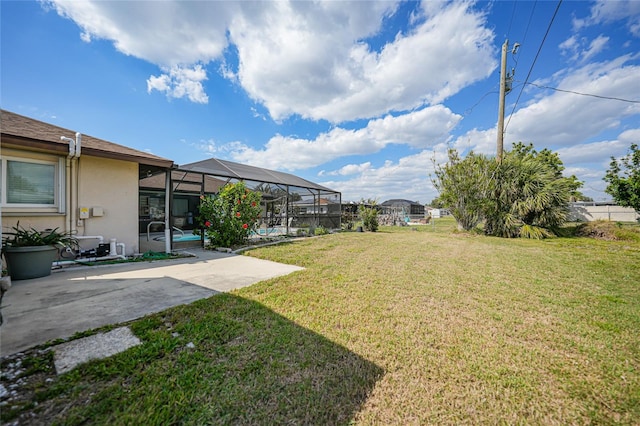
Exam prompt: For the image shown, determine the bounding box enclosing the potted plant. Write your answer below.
[1,222,76,280]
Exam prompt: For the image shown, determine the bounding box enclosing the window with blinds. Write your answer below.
[1,156,63,210]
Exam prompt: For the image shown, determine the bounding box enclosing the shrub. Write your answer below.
[576,220,640,241]
[314,226,329,236]
[604,143,640,213]
[359,205,379,232]
[198,182,262,247]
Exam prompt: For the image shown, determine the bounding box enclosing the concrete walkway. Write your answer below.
[0,249,303,356]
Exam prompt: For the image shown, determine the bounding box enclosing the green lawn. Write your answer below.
[2,218,639,424]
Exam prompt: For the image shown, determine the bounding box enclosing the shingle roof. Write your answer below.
[179,158,338,193]
[1,110,174,168]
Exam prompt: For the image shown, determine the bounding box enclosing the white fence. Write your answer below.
[569,204,639,222]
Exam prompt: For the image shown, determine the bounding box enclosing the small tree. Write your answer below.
[604,143,640,214]
[432,149,491,231]
[198,182,262,247]
[358,199,379,232]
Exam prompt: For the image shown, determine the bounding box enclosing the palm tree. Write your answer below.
[483,153,573,238]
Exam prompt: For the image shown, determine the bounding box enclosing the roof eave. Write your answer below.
[1,134,174,168]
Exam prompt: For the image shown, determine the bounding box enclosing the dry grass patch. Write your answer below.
[573,219,640,241]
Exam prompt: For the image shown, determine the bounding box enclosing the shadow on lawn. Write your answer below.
[11,293,383,424]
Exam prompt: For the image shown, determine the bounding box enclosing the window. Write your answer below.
[1,156,65,211]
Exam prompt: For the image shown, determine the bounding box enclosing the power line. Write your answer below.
[464,87,499,115]
[505,0,562,133]
[523,81,640,104]
[511,1,537,74]
[520,1,537,51]
[506,1,517,39]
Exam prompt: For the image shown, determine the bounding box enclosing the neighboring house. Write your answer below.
[380,199,425,224]
[425,207,451,218]
[380,199,425,217]
[1,110,174,256]
[292,197,342,229]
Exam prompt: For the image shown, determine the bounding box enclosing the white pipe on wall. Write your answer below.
[62,135,75,234]
[65,157,72,234]
[63,136,75,158]
[74,132,81,158]
[61,133,82,235]
[76,235,104,245]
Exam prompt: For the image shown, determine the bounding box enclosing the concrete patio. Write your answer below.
[0,249,303,357]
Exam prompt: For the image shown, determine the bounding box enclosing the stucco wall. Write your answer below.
[1,150,141,256]
[569,205,639,222]
[76,156,139,255]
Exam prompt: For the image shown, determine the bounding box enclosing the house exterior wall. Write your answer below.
[1,148,140,256]
[76,156,139,255]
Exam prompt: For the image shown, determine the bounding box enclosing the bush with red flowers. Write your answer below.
[198,182,262,247]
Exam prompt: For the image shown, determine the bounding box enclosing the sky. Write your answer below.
[1,0,639,203]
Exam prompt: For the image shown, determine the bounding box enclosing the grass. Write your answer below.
[1,218,639,424]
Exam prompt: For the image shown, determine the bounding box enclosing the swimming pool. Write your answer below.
[150,227,285,243]
[251,227,283,236]
[153,233,202,242]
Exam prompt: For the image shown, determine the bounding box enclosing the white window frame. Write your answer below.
[1,155,66,213]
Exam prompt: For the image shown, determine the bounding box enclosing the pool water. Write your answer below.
[153,233,202,242]
[251,228,281,236]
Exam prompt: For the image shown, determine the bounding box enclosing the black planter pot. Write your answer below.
[3,245,58,280]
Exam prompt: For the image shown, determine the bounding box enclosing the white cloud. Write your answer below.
[452,127,639,202]
[560,34,609,63]
[193,139,246,156]
[559,35,578,55]
[556,139,629,166]
[230,1,495,122]
[147,65,209,103]
[320,152,430,202]
[498,56,640,148]
[575,0,640,37]
[618,128,640,144]
[325,162,373,177]
[226,106,461,170]
[582,35,609,62]
[320,147,451,202]
[45,0,495,122]
[44,0,234,64]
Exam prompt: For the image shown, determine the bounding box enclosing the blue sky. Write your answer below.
[2,1,639,203]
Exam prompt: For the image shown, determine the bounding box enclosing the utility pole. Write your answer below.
[496,39,508,163]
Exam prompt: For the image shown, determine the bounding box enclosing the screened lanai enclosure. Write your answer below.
[138,158,341,252]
